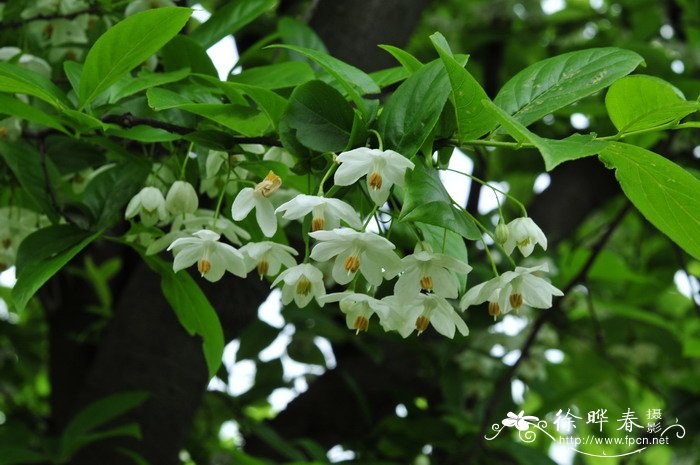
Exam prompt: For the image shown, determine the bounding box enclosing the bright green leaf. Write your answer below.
[0,94,67,133]
[0,62,69,108]
[605,75,699,134]
[109,68,190,103]
[378,44,423,73]
[79,7,192,106]
[229,61,315,89]
[494,47,644,126]
[600,143,700,260]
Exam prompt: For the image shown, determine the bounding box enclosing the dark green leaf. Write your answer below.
[494,47,644,126]
[400,163,480,240]
[229,61,315,89]
[378,60,451,157]
[109,68,190,103]
[237,320,281,360]
[0,94,67,133]
[599,142,700,260]
[12,225,101,311]
[283,80,355,152]
[79,7,192,106]
[161,35,218,77]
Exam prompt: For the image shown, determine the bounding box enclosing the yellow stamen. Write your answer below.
[296,276,311,296]
[1,238,10,249]
[517,237,531,247]
[198,259,211,276]
[256,260,269,278]
[344,255,360,274]
[415,315,430,333]
[353,315,369,333]
[0,127,8,139]
[368,171,383,190]
[311,216,325,231]
[488,301,501,320]
[420,276,433,292]
[255,170,282,197]
[509,293,523,310]
[0,263,7,272]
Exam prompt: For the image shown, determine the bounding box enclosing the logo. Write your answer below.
[485,408,686,458]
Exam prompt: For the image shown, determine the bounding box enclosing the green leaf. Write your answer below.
[109,68,190,103]
[0,94,67,133]
[79,7,192,106]
[0,62,69,108]
[494,47,644,126]
[215,82,288,130]
[144,256,225,377]
[370,66,409,88]
[605,75,699,134]
[482,99,608,170]
[59,391,149,459]
[378,44,423,73]
[161,35,218,77]
[378,60,451,157]
[400,163,480,240]
[599,142,700,260]
[105,125,183,142]
[283,80,355,152]
[229,61,315,89]
[0,447,46,465]
[268,44,379,112]
[12,225,101,311]
[146,87,270,136]
[430,32,497,140]
[0,139,62,221]
[417,222,469,294]
[287,333,326,366]
[190,0,275,49]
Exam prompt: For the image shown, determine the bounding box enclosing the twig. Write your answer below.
[466,201,631,461]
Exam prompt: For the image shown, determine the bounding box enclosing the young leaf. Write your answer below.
[190,0,276,49]
[370,66,409,88]
[378,60,451,158]
[599,142,700,260]
[0,62,69,108]
[400,163,480,240]
[144,256,225,378]
[430,32,498,140]
[283,80,355,152]
[79,7,192,106]
[12,225,102,311]
[494,47,644,126]
[482,99,608,170]
[605,75,699,134]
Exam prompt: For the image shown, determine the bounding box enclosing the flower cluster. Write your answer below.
[124,145,562,339]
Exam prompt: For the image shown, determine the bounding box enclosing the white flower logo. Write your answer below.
[502,411,539,431]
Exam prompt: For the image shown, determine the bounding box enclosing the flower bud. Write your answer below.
[166,181,199,215]
[495,221,509,245]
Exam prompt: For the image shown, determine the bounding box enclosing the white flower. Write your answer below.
[334,148,415,206]
[319,292,393,333]
[460,264,563,317]
[275,194,362,231]
[0,117,22,141]
[240,241,298,278]
[309,228,401,286]
[231,170,281,237]
[263,146,295,167]
[271,263,325,308]
[167,229,246,282]
[395,242,472,298]
[383,293,469,339]
[125,187,169,226]
[165,181,199,215]
[503,217,547,257]
[502,411,539,431]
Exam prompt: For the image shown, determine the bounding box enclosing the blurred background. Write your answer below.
[0,0,699,464]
